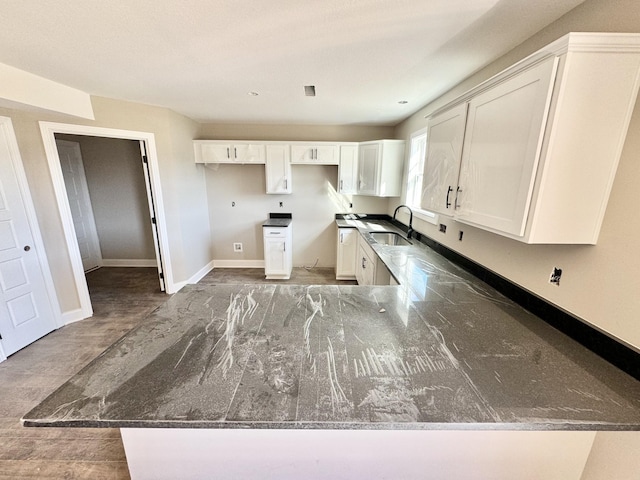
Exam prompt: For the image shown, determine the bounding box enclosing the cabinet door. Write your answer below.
[357,144,379,195]
[264,237,288,276]
[456,57,557,236]
[336,228,357,279]
[197,142,233,163]
[421,103,468,215]
[314,145,339,164]
[234,144,265,163]
[291,144,338,164]
[355,235,376,285]
[338,145,358,194]
[265,145,292,194]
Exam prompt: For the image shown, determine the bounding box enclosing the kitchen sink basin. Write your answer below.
[369,231,412,246]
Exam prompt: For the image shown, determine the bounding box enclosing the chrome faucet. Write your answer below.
[393,204,414,239]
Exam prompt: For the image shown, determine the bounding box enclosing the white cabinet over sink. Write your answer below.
[421,32,640,245]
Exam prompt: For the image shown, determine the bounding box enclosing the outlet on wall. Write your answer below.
[233,243,243,253]
[549,267,562,285]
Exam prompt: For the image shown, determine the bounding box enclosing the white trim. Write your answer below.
[39,122,175,321]
[0,116,64,329]
[61,308,87,325]
[0,62,94,119]
[101,259,158,268]
[187,260,215,284]
[0,342,6,362]
[412,208,439,226]
[212,259,266,269]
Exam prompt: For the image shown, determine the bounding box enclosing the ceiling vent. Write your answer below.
[304,85,316,97]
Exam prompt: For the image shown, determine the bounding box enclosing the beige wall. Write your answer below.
[392,0,640,350]
[200,123,395,266]
[56,134,156,261]
[2,96,210,313]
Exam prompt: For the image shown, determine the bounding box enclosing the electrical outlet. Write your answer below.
[549,267,562,285]
[279,201,283,207]
[233,243,243,253]
[439,224,447,233]
[458,231,464,241]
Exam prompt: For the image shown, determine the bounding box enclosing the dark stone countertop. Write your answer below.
[262,218,292,227]
[22,219,640,430]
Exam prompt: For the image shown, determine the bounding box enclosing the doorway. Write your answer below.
[39,122,173,323]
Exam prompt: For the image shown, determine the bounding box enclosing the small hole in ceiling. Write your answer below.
[304,85,316,97]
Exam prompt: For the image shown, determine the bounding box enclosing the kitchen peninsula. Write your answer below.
[22,218,640,479]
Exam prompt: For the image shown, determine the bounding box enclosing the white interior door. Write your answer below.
[56,139,102,272]
[0,117,58,357]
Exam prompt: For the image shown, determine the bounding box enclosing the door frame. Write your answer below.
[0,116,62,361]
[39,122,173,323]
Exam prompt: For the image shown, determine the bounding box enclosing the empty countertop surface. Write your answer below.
[23,220,640,430]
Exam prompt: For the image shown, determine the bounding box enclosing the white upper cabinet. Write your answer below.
[194,140,265,164]
[423,33,640,244]
[290,143,339,164]
[338,144,359,194]
[456,56,558,237]
[265,144,292,194]
[421,103,468,215]
[357,140,405,197]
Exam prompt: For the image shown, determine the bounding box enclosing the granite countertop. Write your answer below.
[263,212,292,227]
[23,219,640,430]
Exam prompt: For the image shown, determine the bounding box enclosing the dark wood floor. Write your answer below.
[0,266,348,479]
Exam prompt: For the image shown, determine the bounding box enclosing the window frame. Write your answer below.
[404,127,438,225]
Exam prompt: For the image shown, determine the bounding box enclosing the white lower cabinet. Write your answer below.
[336,228,357,280]
[263,225,292,279]
[355,234,390,285]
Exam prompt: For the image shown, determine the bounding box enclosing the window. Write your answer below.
[405,129,437,224]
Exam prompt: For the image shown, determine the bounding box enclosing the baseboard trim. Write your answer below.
[62,307,88,325]
[101,259,157,268]
[188,260,215,285]
[212,260,265,269]
[402,227,640,381]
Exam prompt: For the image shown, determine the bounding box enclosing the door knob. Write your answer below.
[24,245,31,251]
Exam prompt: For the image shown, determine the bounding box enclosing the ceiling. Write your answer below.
[0,0,585,126]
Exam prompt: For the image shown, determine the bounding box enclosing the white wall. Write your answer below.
[392,0,640,350]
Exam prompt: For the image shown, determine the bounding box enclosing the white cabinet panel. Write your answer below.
[265,145,292,194]
[421,103,468,215]
[355,234,376,286]
[456,57,557,236]
[338,144,359,194]
[263,225,292,279]
[290,144,339,164]
[422,33,640,244]
[336,228,357,279]
[194,141,265,164]
[357,140,405,197]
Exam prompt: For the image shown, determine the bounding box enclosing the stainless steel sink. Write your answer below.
[369,231,412,246]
